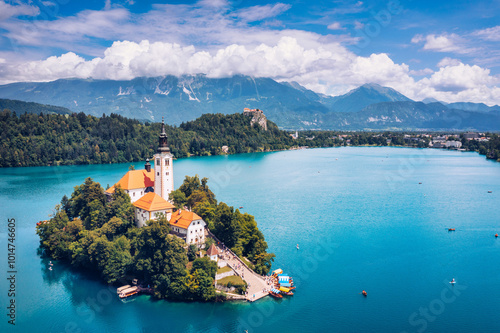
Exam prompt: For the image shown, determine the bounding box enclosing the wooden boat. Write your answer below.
[269,290,283,298]
[448,228,455,231]
[488,191,492,193]
[495,234,498,238]
[362,290,367,296]
[117,285,131,294]
[119,286,139,298]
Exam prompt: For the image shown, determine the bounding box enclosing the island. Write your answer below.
[36,122,275,302]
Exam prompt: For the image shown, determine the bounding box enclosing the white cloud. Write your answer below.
[327,22,344,30]
[354,20,364,30]
[437,57,461,67]
[471,26,500,42]
[412,33,477,55]
[1,37,499,105]
[235,3,291,23]
[0,1,39,20]
[0,1,499,106]
[411,34,424,44]
[409,68,434,76]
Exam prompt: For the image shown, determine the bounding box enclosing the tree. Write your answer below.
[213,202,239,248]
[191,257,217,279]
[169,189,187,209]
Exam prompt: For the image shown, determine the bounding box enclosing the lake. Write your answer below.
[0,147,499,333]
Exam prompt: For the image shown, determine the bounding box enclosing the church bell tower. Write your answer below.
[154,118,174,201]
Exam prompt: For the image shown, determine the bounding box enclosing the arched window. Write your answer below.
[165,159,169,166]
[156,159,160,166]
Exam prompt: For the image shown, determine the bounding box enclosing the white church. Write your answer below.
[106,119,206,246]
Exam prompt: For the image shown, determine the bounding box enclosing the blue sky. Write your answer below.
[0,0,499,104]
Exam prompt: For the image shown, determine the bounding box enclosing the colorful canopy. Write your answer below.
[278,275,290,282]
[279,286,290,293]
[271,288,281,293]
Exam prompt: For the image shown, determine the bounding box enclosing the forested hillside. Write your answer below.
[0,110,299,167]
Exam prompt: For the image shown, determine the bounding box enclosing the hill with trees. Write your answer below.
[36,175,273,301]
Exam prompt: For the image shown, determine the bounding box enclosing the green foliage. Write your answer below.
[36,178,217,302]
[191,257,217,279]
[1,109,499,167]
[36,174,274,299]
[187,244,197,261]
[176,175,275,275]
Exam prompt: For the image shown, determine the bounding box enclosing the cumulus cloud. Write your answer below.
[0,1,499,106]
[409,68,434,76]
[412,33,478,55]
[437,57,461,67]
[1,37,500,105]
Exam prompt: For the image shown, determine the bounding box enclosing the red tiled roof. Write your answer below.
[206,243,219,256]
[133,192,175,212]
[169,209,202,229]
[106,169,154,193]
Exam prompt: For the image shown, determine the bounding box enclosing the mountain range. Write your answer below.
[0,75,499,131]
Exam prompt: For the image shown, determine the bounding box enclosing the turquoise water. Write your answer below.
[1,147,499,333]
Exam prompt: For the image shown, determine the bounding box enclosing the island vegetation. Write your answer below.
[36,175,273,301]
[1,108,499,168]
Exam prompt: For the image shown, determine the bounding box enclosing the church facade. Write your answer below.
[106,119,205,245]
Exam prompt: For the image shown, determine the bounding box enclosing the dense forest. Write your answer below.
[1,109,499,167]
[0,110,299,167]
[0,98,72,116]
[36,175,273,301]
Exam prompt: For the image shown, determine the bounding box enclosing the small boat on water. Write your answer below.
[450,278,456,284]
[488,191,492,193]
[269,288,283,298]
[279,286,294,295]
[448,228,455,231]
[362,290,367,297]
[296,244,299,250]
[119,286,139,298]
[239,206,243,209]
[117,285,131,294]
[495,234,498,238]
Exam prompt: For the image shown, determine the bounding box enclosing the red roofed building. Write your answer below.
[105,168,154,203]
[206,243,219,261]
[169,209,206,246]
[133,192,175,227]
[106,119,177,228]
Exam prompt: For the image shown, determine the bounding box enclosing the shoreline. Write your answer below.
[1,144,497,170]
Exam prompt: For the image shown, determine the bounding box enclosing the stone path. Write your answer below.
[219,248,269,302]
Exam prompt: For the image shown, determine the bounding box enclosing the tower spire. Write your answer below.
[157,117,170,153]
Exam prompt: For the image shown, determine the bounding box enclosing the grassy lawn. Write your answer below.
[217,275,245,287]
[217,266,232,274]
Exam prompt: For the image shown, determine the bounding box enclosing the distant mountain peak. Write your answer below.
[330,83,412,113]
